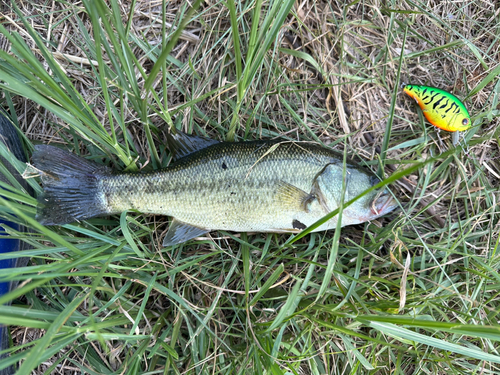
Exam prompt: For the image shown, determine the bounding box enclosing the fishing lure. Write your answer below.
[403,84,471,132]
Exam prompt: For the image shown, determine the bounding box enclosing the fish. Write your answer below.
[403,84,471,132]
[0,110,33,375]
[32,130,397,246]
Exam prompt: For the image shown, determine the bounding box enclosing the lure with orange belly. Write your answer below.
[403,84,471,132]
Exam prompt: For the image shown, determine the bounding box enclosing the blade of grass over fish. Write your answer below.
[378,24,407,178]
[287,135,478,246]
[317,147,347,300]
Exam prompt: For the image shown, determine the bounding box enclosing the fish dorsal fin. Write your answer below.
[166,129,219,161]
[275,181,315,212]
[162,218,209,247]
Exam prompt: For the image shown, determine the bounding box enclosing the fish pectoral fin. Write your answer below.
[162,219,209,247]
[276,181,314,212]
[166,128,219,161]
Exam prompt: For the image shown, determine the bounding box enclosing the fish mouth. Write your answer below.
[370,190,397,217]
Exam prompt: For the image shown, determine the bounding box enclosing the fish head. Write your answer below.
[316,164,397,226]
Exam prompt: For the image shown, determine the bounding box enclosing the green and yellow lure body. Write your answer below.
[403,84,471,132]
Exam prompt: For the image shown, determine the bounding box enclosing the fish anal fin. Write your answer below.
[166,129,219,161]
[162,218,209,247]
[276,181,315,212]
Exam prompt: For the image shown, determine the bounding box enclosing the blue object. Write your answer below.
[0,110,32,375]
[0,219,19,296]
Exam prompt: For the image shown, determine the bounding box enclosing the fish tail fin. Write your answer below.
[32,145,111,225]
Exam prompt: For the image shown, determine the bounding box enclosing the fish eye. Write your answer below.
[462,118,469,126]
[369,175,380,186]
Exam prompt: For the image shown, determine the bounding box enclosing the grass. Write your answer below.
[0,0,500,373]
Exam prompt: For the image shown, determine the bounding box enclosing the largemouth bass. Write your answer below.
[33,130,396,246]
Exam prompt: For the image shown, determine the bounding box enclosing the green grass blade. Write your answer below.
[15,293,88,375]
[366,321,500,364]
